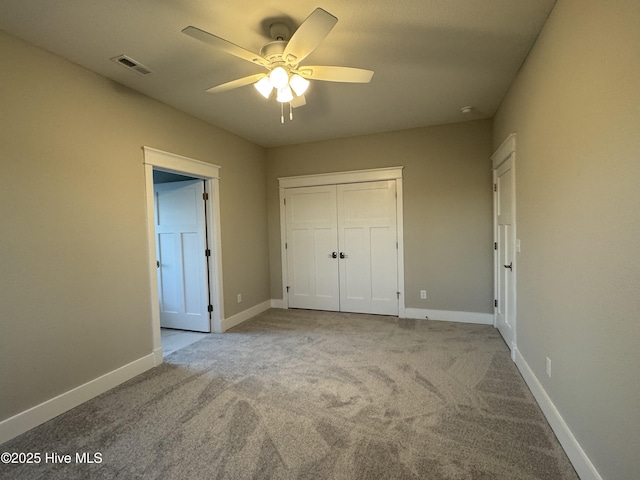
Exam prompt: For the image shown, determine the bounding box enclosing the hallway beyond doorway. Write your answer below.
[160,328,207,356]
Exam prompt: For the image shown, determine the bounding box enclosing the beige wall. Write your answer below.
[266,120,494,314]
[0,31,269,420]
[493,0,640,478]
[8,3,637,476]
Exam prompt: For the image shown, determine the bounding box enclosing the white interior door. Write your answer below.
[284,181,399,315]
[337,181,398,315]
[285,186,340,311]
[495,155,516,349]
[154,180,210,332]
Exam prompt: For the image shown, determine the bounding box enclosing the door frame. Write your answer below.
[154,179,210,332]
[492,134,517,359]
[278,167,405,317]
[143,147,224,365]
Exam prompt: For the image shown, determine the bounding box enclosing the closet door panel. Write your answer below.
[341,226,368,302]
[338,181,398,315]
[285,186,339,311]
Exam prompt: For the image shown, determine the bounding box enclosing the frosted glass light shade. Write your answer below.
[254,77,273,99]
[289,74,310,96]
[276,86,294,103]
[269,67,289,89]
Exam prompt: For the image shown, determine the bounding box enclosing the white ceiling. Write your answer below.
[0,0,555,147]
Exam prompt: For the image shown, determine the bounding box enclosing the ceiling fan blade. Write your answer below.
[182,26,268,67]
[206,73,266,93]
[290,95,306,108]
[297,66,374,83]
[282,8,338,65]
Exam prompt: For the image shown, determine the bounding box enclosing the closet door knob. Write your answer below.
[504,262,513,271]
[340,252,348,259]
[330,252,338,258]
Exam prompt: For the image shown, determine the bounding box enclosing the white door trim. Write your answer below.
[278,167,405,317]
[278,166,404,189]
[492,135,517,358]
[143,147,224,365]
[491,133,516,169]
[395,177,405,318]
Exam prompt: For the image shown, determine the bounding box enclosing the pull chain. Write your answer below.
[278,102,296,123]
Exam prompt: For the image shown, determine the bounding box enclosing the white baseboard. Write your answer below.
[266,304,490,325]
[514,348,602,480]
[222,300,272,332]
[270,298,284,309]
[0,353,156,445]
[153,347,163,366]
[404,308,493,325]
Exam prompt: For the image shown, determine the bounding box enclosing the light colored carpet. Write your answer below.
[0,309,578,479]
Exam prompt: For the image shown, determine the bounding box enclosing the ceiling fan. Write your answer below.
[182,8,374,122]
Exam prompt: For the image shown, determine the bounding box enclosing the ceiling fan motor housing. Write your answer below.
[260,41,289,66]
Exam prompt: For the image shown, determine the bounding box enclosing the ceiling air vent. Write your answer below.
[111,55,152,75]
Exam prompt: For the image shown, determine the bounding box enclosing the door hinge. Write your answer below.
[396,242,398,249]
[494,184,497,192]
[203,192,209,201]
[205,249,211,257]
[286,286,290,293]
[494,299,498,308]
[285,242,288,250]
[284,198,286,206]
[494,242,497,250]
[207,304,214,313]
[397,292,401,299]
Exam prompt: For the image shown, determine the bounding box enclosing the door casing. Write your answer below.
[143,147,224,365]
[492,134,517,359]
[278,167,405,317]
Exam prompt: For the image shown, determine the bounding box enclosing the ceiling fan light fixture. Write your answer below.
[289,74,310,96]
[254,77,273,98]
[183,8,374,124]
[269,66,289,89]
[276,86,294,103]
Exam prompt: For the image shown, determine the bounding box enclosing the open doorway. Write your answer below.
[160,328,208,356]
[153,171,210,356]
[153,174,210,332]
[143,147,224,365]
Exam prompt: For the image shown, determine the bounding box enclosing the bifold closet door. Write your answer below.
[285,186,340,311]
[337,180,398,315]
[285,180,399,316]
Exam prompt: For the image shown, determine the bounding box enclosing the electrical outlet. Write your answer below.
[420,290,427,299]
[237,293,242,303]
[546,357,552,378]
